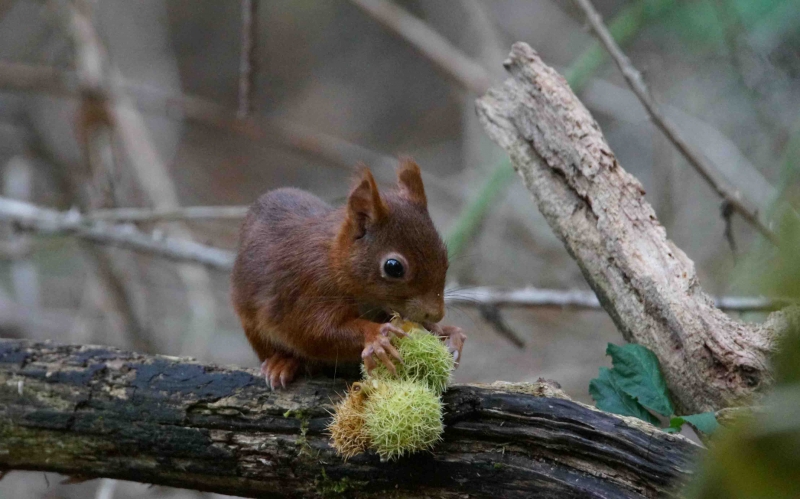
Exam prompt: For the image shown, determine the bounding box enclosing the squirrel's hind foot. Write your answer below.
[261,353,300,390]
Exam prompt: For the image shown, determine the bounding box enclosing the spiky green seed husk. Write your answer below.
[362,379,443,461]
[362,319,454,394]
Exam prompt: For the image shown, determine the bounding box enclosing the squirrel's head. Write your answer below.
[334,158,448,323]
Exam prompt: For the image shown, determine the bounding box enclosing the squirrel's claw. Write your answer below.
[362,324,406,375]
[381,322,408,338]
[442,326,466,368]
[261,353,299,391]
[425,322,466,368]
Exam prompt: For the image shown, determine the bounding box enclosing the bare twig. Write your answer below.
[2,155,40,310]
[580,76,778,211]
[63,0,222,358]
[721,201,737,255]
[126,88,458,205]
[110,79,222,356]
[237,0,258,119]
[0,197,235,270]
[349,0,492,94]
[446,286,790,313]
[0,61,460,204]
[60,0,152,352]
[574,0,778,244]
[87,205,250,223]
[0,193,787,313]
[477,304,525,348]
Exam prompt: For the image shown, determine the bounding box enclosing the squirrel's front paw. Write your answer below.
[362,323,406,375]
[260,353,300,390]
[425,323,466,367]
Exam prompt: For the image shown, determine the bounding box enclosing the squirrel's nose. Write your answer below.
[424,313,441,323]
[424,303,445,323]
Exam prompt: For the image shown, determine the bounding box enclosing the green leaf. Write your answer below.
[589,367,660,425]
[670,412,720,435]
[606,343,675,417]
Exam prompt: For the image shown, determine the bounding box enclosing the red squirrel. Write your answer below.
[231,159,466,389]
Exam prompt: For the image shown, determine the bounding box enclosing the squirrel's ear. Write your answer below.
[346,167,387,238]
[396,157,427,209]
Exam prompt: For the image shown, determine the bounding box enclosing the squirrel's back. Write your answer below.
[231,188,339,323]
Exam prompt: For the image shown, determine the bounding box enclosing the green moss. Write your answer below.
[363,321,454,394]
[283,409,309,419]
[362,379,443,461]
[284,409,314,457]
[315,467,365,497]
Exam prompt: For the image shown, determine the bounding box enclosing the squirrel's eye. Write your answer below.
[383,258,405,279]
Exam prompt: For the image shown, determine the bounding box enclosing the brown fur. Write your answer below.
[230,159,449,376]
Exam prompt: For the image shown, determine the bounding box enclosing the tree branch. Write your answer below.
[475,42,785,414]
[573,0,779,244]
[0,61,460,205]
[446,286,790,313]
[0,196,234,270]
[237,0,258,119]
[349,0,493,94]
[86,205,250,223]
[60,0,153,353]
[0,339,698,498]
[0,196,785,315]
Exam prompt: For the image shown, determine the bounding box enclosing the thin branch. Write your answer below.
[106,73,221,357]
[446,286,790,313]
[237,0,258,119]
[87,205,250,222]
[2,155,40,310]
[0,194,787,313]
[349,0,492,94]
[445,1,671,261]
[0,61,461,204]
[574,0,778,244]
[129,88,459,206]
[722,201,738,255]
[0,196,235,271]
[60,0,153,353]
[564,0,675,93]
[477,304,525,348]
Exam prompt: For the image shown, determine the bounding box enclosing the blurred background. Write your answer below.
[0,0,798,497]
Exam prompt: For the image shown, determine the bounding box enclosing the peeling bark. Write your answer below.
[475,42,783,414]
[0,339,697,498]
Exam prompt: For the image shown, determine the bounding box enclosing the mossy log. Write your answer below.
[0,339,698,498]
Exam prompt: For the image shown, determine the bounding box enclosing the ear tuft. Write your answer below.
[346,166,387,238]
[396,157,427,208]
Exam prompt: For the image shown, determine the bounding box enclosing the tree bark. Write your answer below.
[0,339,697,498]
[475,42,784,414]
